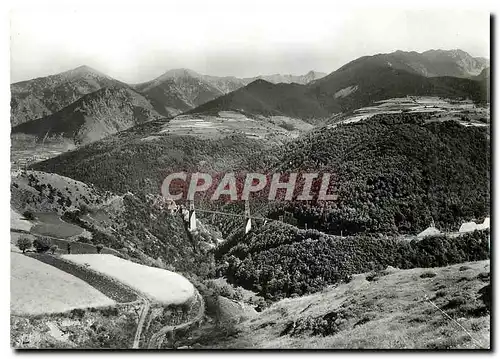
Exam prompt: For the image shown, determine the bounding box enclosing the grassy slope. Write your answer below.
[11,170,102,215]
[214,260,490,349]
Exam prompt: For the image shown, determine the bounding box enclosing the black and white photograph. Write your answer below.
[7,0,492,350]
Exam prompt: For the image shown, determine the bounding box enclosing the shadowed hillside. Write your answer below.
[12,87,163,145]
[11,66,128,126]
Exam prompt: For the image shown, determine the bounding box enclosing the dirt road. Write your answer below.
[147,291,205,349]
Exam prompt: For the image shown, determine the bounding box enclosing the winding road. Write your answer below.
[147,291,205,349]
[132,295,151,349]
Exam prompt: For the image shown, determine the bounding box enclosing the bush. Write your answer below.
[96,244,104,254]
[278,122,296,131]
[77,236,91,244]
[119,247,129,257]
[477,272,490,282]
[50,244,58,254]
[17,236,32,253]
[420,271,437,279]
[33,237,51,253]
[22,211,35,220]
[443,296,467,310]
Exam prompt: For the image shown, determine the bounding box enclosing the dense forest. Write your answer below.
[262,113,490,235]
[216,221,490,301]
[192,113,490,237]
[33,113,490,237]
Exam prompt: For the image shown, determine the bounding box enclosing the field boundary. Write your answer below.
[11,229,122,256]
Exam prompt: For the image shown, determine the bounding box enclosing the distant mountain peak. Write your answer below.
[61,65,111,79]
[247,78,274,87]
[10,65,126,126]
[160,68,201,79]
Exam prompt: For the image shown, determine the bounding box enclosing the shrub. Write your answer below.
[278,122,296,131]
[119,247,129,257]
[96,244,104,254]
[79,204,91,215]
[354,312,378,327]
[22,211,35,220]
[33,237,51,253]
[478,284,491,310]
[477,272,490,282]
[50,245,58,254]
[77,236,91,244]
[434,290,447,298]
[17,236,32,253]
[443,296,467,310]
[420,271,437,279]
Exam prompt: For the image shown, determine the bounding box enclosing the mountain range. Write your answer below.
[10,66,128,126]
[189,50,489,119]
[11,49,489,143]
[12,87,163,144]
[130,69,327,116]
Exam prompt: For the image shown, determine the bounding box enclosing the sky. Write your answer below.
[9,1,491,83]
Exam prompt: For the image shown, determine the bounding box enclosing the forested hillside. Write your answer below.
[32,112,490,236]
[216,221,490,300]
[31,120,271,195]
[264,113,490,235]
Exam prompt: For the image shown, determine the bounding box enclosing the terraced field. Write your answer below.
[153,111,313,142]
[29,254,138,303]
[11,252,115,315]
[63,254,195,305]
[329,96,490,128]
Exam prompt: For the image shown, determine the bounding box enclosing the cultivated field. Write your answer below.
[329,96,490,128]
[153,111,313,142]
[63,254,195,305]
[11,252,115,315]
